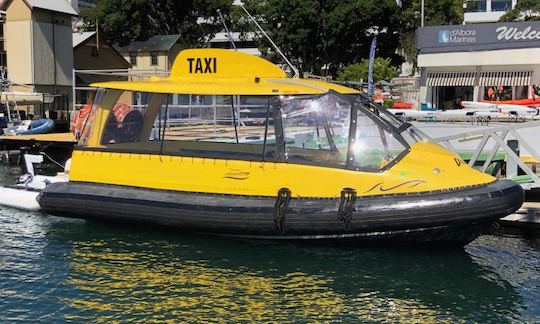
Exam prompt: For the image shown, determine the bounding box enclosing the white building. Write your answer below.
[464,0,517,24]
[417,21,540,110]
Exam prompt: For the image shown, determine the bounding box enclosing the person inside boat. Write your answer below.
[115,110,144,143]
[101,113,120,144]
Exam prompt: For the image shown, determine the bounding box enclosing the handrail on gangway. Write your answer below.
[432,120,540,190]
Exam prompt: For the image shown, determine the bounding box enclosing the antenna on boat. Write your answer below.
[233,0,300,78]
[216,9,237,50]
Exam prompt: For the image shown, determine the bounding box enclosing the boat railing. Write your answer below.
[73,68,170,111]
[433,120,540,190]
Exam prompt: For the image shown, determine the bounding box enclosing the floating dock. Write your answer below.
[500,202,540,231]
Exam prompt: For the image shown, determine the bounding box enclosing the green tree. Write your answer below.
[399,0,463,70]
[244,0,402,77]
[500,0,540,21]
[81,0,232,46]
[337,57,397,82]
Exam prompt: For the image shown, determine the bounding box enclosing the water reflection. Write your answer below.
[0,165,537,322]
[56,222,524,322]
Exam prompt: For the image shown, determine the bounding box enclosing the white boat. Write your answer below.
[497,104,538,116]
[387,108,502,120]
[0,154,68,211]
[386,109,436,118]
[461,101,539,116]
[461,101,497,110]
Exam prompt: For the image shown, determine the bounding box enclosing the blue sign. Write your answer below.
[417,21,540,54]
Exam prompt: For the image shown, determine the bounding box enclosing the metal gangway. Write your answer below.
[433,120,540,190]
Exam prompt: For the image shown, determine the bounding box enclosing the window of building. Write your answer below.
[0,51,6,67]
[466,0,487,12]
[483,86,513,101]
[129,52,137,66]
[151,52,158,66]
[491,0,513,12]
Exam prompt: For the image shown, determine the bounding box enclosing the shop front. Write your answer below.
[417,21,540,109]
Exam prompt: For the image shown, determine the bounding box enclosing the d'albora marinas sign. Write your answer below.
[417,21,540,53]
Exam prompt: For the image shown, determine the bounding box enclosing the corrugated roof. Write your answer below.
[73,31,96,48]
[25,0,78,15]
[115,34,182,53]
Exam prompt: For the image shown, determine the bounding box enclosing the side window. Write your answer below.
[150,52,158,66]
[77,88,105,146]
[151,95,276,160]
[281,93,351,166]
[353,109,407,170]
[101,91,155,145]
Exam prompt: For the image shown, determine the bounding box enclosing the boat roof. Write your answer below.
[91,49,360,96]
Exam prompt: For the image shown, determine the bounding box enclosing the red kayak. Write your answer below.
[391,101,413,109]
[482,98,540,107]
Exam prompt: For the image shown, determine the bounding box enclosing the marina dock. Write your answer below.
[501,202,540,231]
[0,133,76,164]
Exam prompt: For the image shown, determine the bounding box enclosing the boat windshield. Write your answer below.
[351,94,430,145]
[78,89,418,171]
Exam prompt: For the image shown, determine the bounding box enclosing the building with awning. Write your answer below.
[417,21,540,110]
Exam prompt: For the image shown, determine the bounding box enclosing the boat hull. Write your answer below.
[37,179,524,245]
[0,187,41,211]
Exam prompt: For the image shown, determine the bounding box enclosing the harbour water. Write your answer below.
[0,164,539,322]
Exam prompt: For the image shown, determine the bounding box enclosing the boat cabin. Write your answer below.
[78,49,422,173]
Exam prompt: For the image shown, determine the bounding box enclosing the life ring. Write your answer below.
[70,104,92,137]
[71,103,133,138]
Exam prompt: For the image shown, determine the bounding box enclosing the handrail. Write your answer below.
[432,121,540,190]
[433,120,540,142]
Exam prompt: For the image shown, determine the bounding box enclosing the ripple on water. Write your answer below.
[0,165,539,322]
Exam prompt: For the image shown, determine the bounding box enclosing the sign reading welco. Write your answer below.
[417,21,540,54]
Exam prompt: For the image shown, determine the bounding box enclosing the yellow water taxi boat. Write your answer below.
[38,49,523,245]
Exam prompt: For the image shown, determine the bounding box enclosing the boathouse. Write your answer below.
[1,0,78,121]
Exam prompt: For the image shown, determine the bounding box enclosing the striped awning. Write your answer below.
[479,71,532,86]
[426,72,476,86]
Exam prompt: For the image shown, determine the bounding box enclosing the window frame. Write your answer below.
[77,90,414,172]
[274,91,411,172]
[150,52,158,66]
[349,100,411,172]
[129,52,137,67]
